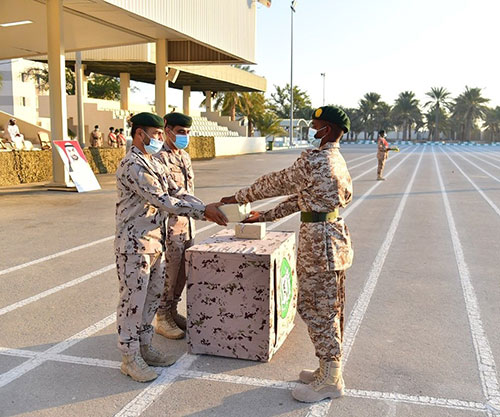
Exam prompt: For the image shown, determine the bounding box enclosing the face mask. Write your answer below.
[143,132,164,155]
[174,134,190,150]
[311,138,322,148]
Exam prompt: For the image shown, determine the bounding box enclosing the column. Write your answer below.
[47,0,71,187]
[205,90,212,112]
[155,39,168,116]
[75,52,86,147]
[120,72,130,111]
[183,85,191,115]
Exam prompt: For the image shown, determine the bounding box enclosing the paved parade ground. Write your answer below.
[1,143,500,417]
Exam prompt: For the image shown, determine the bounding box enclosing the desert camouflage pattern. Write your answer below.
[114,145,205,255]
[235,141,353,271]
[90,130,103,147]
[299,270,345,361]
[155,144,196,311]
[186,230,297,362]
[116,252,166,354]
[377,136,389,177]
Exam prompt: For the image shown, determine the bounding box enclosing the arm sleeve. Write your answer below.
[235,155,311,203]
[261,194,300,222]
[128,165,206,220]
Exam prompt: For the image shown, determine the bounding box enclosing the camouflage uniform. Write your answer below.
[114,145,206,355]
[377,136,389,178]
[235,141,353,362]
[154,144,196,315]
[90,129,103,147]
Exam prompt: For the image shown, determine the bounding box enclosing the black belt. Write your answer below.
[300,210,339,223]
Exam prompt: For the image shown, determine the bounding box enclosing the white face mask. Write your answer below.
[309,126,327,146]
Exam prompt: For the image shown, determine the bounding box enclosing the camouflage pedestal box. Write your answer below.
[186,229,297,362]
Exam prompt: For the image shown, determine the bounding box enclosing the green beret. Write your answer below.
[311,106,350,133]
[130,112,164,128]
[164,112,192,128]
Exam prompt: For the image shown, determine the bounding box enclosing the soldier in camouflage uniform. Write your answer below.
[221,106,353,403]
[115,112,227,382]
[377,129,390,180]
[154,112,195,340]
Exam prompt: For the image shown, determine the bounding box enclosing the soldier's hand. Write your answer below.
[242,211,262,223]
[204,202,228,226]
[220,195,238,204]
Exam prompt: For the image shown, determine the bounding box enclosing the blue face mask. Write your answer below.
[174,134,190,150]
[144,136,164,155]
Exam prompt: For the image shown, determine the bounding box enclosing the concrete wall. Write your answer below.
[214,136,266,157]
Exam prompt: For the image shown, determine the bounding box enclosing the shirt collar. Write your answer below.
[319,141,340,150]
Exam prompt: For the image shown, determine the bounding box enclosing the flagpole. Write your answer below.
[290,1,296,147]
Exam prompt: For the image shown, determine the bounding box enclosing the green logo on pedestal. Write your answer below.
[279,258,293,319]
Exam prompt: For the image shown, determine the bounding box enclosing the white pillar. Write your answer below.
[47,0,71,187]
[183,85,191,115]
[75,52,86,147]
[82,73,88,98]
[120,72,130,111]
[205,90,212,112]
[155,39,168,116]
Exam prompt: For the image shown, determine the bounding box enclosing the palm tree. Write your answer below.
[425,107,449,141]
[237,92,266,137]
[255,111,287,138]
[358,92,381,139]
[482,106,500,142]
[452,86,490,141]
[392,91,421,140]
[425,87,452,141]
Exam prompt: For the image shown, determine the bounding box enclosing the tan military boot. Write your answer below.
[120,353,158,382]
[171,304,187,331]
[292,360,344,403]
[298,368,319,384]
[155,311,185,340]
[140,344,177,367]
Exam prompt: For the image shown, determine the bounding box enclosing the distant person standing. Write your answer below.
[117,128,127,148]
[90,125,103,147]
[108,127,118,148]
[154,112,194,340]
[376,130,389,180]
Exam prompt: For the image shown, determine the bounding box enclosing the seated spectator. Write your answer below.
[90,125,103,147]
[108,127,117,148]
[4,119,32,150]
[117,128,126,148]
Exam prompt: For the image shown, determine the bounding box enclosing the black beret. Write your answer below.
[164,112,192,128]
[311,106,350,133]
[130,112,164,128]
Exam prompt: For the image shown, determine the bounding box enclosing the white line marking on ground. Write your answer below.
[0,313,116,389]
[114,353,197,417]
[443,151,500,217]
[451,150,500,183]
[0,236,114,277]
[0,264,116,316]
[306,147,425,417]
[433,147,500,413]
[268,148,416,231]
[464,151,500,170]
[0,346,487,414]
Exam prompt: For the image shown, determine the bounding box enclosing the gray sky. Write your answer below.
[131,0,499,110]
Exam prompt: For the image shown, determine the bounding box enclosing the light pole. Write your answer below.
[320,72,326,106]
[289,0,297,146]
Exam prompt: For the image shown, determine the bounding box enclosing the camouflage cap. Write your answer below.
[164,112,193,128]
[311,106,350,133]
[129,112,164,128]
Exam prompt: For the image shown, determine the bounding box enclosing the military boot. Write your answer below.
[155,310,185,340]
[120,353,158,382]
[298,367,319,384]
[292,360,344,403]
[171,302,187,331]
[140,344,177,367]
[377,176,386,181]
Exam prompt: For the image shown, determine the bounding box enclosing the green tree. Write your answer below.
[254,111,287,138]
[358,92,382,139]
[425,87,452,141]
[237,92,266,137]
[268,84,312,120]
[482,106,500,142]
[424,107,449,141]
[452,86,489,141]
[392,91,421,140]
